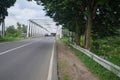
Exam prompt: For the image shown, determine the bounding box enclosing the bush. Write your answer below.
[91,36,120,66]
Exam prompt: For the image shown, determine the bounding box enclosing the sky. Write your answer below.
[5,0,52,27]
[4,0,61,33]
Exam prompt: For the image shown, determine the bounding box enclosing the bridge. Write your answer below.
[27,19,62,38]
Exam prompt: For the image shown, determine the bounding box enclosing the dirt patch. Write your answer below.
[57,43,99,80]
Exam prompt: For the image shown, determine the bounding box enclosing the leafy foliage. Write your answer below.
[73,47,120,80]
[0,0,16,21]
[5,22,27,38]
[22,24,27,33]
[6,25,19,37]
[33,0,120,49]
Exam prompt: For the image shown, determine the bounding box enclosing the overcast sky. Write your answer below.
[5,0,52,27]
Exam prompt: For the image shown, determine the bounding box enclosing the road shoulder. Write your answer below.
[57,42,99,80]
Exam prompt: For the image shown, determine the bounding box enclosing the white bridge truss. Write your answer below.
[27,19,62,38]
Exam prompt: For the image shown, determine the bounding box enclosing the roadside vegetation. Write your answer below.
[59,38,120,80]
[0,1,27,42]
[0,0,16,40]
[58,60,70,80]
[0,22,27,42]
[61,29,120,66]
[32,0,120,66]
[91,36,120,66]
[72,47,120,80]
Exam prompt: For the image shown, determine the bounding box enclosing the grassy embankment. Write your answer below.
[73,48,120,80]
[58,60,71,80]
[91,36,120,66]
[60,37,120,80]
[61,36,120,66]
[0,36,26,43]
[57,39,71,80]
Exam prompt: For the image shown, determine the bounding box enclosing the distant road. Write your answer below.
[0,37,57,80]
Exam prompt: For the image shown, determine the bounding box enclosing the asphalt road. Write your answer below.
[0,37,57,80]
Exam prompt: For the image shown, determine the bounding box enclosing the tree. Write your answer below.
[38,0,85,45]
[16,22,27,33]
[33,0,120,50]
[17,22,22,31]
[22,24,27,33]
[0,0,16,38]
[92,0,120,39]
[6,25,17,37]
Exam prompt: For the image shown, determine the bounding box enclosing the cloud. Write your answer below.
[5,16,17,28]
[5,0,51,27]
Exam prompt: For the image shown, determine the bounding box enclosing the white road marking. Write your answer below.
[47,40,55,80]
[0,42,34,55]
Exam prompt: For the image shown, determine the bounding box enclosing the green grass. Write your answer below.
[72,47,120,80]
[60,37,69,44]
[58,60,70,80]
[91,36,120,66]
[60,36,120,67]
[0,37,25,43]
[108,55,120,66]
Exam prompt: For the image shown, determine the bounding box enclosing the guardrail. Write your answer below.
[71,44,120,77]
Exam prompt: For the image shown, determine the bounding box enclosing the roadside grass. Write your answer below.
[58,60,70,80]
[0,37,27,43]
[60,37,69,44]
[91,36,120,66]
[0,38,19,43]
[57,41,71,80]
[59,36,120,66]
[59,38,120,80]
[72,47,120,80]
[108,55,120,66]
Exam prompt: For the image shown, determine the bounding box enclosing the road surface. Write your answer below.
[0,37,57,80]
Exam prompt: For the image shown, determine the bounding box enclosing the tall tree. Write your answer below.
[17,22,22,31]
[6,25,17,36]
[0,0,16,38]
[33,0,120,50]
[22,24,27,33]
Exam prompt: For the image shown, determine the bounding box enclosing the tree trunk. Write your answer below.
[2,19,5,38]
[69,31,71,42]
[71,32,74,43]
[75,25,81,46]
[75,33,81,46]
[75,19,81,46]
[85,14,92,50]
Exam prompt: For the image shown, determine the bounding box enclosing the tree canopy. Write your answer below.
[0,0,16,22]
[0,0,16,38]
[33,0,120,49]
